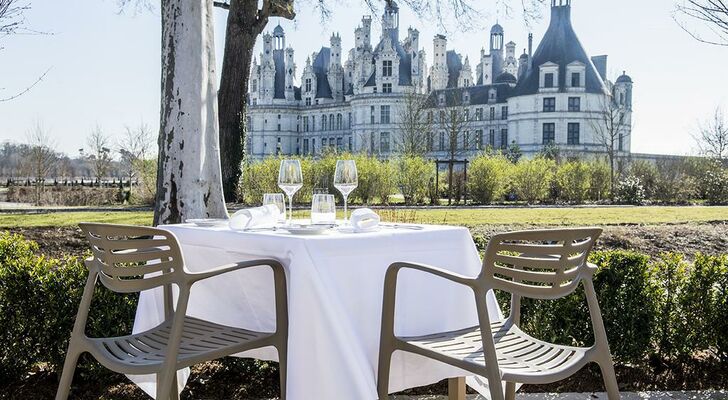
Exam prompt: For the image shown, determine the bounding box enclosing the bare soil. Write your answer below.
[2,223,727,399]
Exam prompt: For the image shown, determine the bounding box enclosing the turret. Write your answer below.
[614,71,633,111]
[490,23,504,77]
[328,33,344,101]
[479,48,493,85]
[284,47,295,101]
[429,34,449,91]
[260,33,276,103]
[355,16,372,51]
[458,56,473,87]
[382,0,400,40]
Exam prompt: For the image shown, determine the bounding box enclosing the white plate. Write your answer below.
[282,224,332,235]
[186,218,228,227]
[336,225,382,234]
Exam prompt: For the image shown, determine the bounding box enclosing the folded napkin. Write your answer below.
[229,204,280,230]
[350,208,380,232]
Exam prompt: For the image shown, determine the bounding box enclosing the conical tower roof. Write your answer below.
[514,2,608,96]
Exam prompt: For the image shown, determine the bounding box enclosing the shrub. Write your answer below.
[654,159,697,203]
[375,161,397,204]
[698,160,728,204]
[651,253,690,359]
[238,157,281,204]
[394,156,434,205]
[350,155,388,205]
[555,160,591,203]
[511,157,555,204]
[628,160,659,199]
[588,161,611,202]
[467,154,512,204]
[0,232,138,380]
[616,175,645,205]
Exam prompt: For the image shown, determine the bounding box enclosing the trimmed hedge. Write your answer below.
[1,232,727,383]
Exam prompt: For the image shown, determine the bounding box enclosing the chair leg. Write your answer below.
[156,369,178,400]
[278,346,287,400]
[376,349,392,400]
[486,371,505,400]
[505,381,516,400]
[170,372,180,400]
[598,360,620,400]
[448,377,466,400]
[55,350,80,400]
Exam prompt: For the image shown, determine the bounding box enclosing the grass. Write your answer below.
[1,206,727,228]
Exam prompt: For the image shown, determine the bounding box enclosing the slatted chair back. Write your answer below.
[481,228,602,299]
[79,223,185,293]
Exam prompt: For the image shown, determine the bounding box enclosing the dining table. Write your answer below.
[128,221,502,399]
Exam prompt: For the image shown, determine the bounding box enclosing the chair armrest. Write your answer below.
[388,262,478,287]
[186,259,284,284]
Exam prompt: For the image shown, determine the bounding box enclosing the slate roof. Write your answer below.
[514,4,608,97]
[273,50,286,99]
[446,50,463,89]
[363,30,413,87]
[312,47,333,99]
[426,83,514,108]
[616,73,633,84]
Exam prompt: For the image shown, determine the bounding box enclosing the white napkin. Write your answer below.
[350,208,380,232]
[229,204,280,230]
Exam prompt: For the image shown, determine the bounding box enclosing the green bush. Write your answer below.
[616,175,645,205]
[520,250,658,365]
[698,160,728,204]
[394,156,434,205]
[0,232,137,380]
[238,157,281,204]
[511,157,555,204]
[651,253,690,359]
[555,160,591,203]
[654,159,697,203]
[588,161,611,202]
[467,154,512,204]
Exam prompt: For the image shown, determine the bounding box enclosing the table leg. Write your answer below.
[448,377,466,400]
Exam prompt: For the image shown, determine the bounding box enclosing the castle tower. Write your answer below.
[490,23,505,77]
[328,33,344,101]
[284,47,295,101]
[614,71,633,111]
[429,34,449,91]
[355,16,372,51]
[382,0,400,40]
[260,32,276,103]
[458,56,473,87]
[479,48,493,85]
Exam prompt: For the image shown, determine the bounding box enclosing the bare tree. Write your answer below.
[436,89,475,204]
[675,0,728,46]
[25,122,57,205]
[118,121,154,197]
[395,91,433,156]
[694,106,728,160]
[0,0,51,102]
[84,125,113,187]
[590,90,632,200]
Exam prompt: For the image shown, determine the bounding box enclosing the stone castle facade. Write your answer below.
[247,0,634,160]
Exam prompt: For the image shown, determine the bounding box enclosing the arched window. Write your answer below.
[329,114,335,130]
[337,114,342,130]
[321,115,327,130]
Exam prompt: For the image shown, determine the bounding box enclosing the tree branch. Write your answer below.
[213,1,230,10]
[0,66,51,102]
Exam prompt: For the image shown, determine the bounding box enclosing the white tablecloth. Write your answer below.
[129,223,502,399]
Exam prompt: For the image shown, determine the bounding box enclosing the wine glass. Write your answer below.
[311,194,336,224]
[334,160,358,223]
[278,160,303,225]
[263,193,286,223]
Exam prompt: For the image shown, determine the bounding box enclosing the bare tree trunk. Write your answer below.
[154,0,227,226]
[218,0,259,202]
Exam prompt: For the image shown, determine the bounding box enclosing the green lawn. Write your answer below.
[1,206,727,228]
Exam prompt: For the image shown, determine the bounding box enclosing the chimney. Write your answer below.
[591,55,608,81]
[528,33,533,57]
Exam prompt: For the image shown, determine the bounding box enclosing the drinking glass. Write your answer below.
[278,160,303,224]
[334,160,358,222]
[263,193,286,223]
[311,194,336,224]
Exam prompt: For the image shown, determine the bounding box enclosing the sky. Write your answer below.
[1,0,726,157]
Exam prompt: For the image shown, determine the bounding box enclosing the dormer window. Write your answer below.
[566,62,586,89]
[544,73,554,88]
[463,91,470,103]
[305,78,312,92]
[439,94,445,106]
[571,72,581,87]
[383,83,392,93]
[383,60,393,77]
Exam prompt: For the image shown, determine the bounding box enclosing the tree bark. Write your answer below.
[218,0,262,202]
[154,0,228,226]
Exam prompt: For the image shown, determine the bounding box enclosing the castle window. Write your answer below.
[568,97,581,112]
[439,94,445,106]
[305,78,312,92]
[277,124,281,131]
[476,129,483,149]
[383,83,392,93]
[322,115,327,130]
[463,91,470,103]
[567,123,580,145]
[439,110,445,122]
[276,137,282,155]
[543,97,556,112]
[619,133,624,151]
[542,123,556,144]
[476,108,483,121]
[348,136,353,151]
[427,132,434,151]
[501,106,509,120]
[383,60,393,77]
[312,138,316,155]
[571,72,581,88]
[464,109,469,122]
[329,137,335,148]
[439,132,445,151]
[371,106,376,124]
[489,129,496,148]
[380,105,391,124]
[306,98,311,106]
[490,107,495,120]
[337,137,343,151]
[620,93,625,105]
[348,112,352,128]
[463,131,470,150]
[500,129,508,150]
[544,73,555,88]
[337,114,343,130]
[303,116,309,132]
[303,139,309,154]
[379,132,389,153]
[329,114,334,130]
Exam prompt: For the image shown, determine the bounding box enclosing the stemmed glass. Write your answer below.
[278,160,303,225]
[334,160,358,223]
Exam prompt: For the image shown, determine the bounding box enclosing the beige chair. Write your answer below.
[56,223,289,400]
[377,228,619,400]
